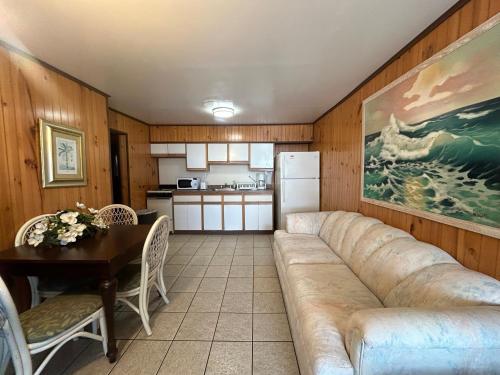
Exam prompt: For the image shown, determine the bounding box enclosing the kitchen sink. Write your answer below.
[214,187,237,191]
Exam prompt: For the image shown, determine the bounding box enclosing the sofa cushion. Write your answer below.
[274,234,343,268]
[288,264,383,313]
[326,212,363,253]
[384,263,500,308]
[287,264,382,375]
[336,216,382,264]
[349,224,414,275]
[318,211,345,243]
[358,238,458,301]
[286,211,333,235]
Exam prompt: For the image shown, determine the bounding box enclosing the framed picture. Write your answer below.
[361,14,500,239]
[39,119,87,188]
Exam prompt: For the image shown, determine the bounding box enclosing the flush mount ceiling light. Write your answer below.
[212,106,234,119]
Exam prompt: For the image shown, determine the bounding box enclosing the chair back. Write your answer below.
[140,216,170,283]
[97,204,138,225]
[15,214,55,246]
[0,277,32,374]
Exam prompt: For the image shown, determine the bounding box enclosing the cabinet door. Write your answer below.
[224,205,243,230]
[186,144,207,170]
[208,144,228,163]
[187,204,202,230]
[173,205,188,230]
[150,144,168,155]
[203,204,222,230]
[244,204,259,230]
[250,143,274,169]
[167,143,186,155]
[229,143,249,162]
[258,204,273,230]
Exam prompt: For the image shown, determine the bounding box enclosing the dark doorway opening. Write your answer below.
[109,130,130,205]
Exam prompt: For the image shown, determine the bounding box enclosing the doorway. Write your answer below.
[109,130,130,205]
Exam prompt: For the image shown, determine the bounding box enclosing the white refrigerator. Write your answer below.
[275,151,320,229]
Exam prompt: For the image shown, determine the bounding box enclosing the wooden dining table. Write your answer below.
[0,224,152,363]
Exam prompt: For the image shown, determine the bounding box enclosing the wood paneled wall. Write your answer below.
[275,143,309,156]
[311,0,500,279]
[0,45,112,251]
[150,124,313,143]
[108,110,157,209]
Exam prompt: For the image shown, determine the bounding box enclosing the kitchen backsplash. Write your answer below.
[158,158,272,186]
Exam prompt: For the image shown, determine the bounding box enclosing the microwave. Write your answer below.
[177,177,200,190]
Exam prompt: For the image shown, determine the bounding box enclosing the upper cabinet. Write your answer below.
[229,143,249,163]
[250,143,274,169]
[186,143,207,170]
[208,143,228,163]
[150,143,186,156]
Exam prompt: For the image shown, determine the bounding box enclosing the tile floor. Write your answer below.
[35,234,300,375]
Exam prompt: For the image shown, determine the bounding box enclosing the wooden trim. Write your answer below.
[108,108,148,126]
[0,39,110,98]
[314,0,471,123]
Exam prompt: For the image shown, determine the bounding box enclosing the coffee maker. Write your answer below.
[256,172,266,190]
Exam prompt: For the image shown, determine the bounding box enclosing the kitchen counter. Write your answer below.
[173,189,274,195]
[171,189,274,233]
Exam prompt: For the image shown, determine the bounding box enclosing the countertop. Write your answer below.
[173,189,274,195]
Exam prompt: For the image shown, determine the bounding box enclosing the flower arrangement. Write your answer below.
[27,202,109,247]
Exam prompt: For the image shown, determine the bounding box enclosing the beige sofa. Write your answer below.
[273,211,500,375]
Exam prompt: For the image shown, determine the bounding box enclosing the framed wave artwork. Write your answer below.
[361,14,500,239]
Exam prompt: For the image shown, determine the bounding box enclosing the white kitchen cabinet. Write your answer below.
[150,144,169,155]
[203,204,222,230]
[208,143,228,163]
[258,204,273,230]
[244,204,273,230]
[167,143,186,155]
[174,204,202,230]
[250,143,274,169]
[224,205,243,230]
[150,143,185,156]
[229,143,249,163]
[244,205,259,230]
[186,143,207,170]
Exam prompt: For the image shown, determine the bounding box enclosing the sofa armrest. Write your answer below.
[345,306,500,374]
[285,212,333,235]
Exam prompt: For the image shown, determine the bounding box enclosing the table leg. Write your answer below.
[99,278,118,362]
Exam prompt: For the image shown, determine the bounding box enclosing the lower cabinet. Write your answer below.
[174,204,202,230]
[203,204,222,230]
[244,204,273,230]
[224,205,243,230]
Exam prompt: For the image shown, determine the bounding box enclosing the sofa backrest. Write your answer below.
[318,210,500,308]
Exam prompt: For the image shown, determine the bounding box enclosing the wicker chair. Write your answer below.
[96,204,138,226]
[15,215,85,308]
[115,215,170,335]
[0,277,107,375]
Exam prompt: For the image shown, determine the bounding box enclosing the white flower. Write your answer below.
[27,232,44,247]
[92,217,108,229]
[57,229,77,246]
[33,221,48,235]
[76,202,86,209]
[71,223,87,236]
[60,211,79,225]
[88,208,99,215]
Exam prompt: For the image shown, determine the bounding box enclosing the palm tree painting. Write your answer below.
[56,137,77,173]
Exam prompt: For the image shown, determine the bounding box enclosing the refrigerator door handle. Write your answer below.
[281,181,285,203]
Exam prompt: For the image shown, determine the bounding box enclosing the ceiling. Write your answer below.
[0,0,456,124]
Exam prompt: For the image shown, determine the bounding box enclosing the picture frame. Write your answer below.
[361,14,500,239]
[39,119,87,188]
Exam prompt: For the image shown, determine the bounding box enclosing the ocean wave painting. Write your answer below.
[362,16,500,236]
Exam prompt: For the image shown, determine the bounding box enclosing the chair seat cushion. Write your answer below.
[20,294,102,343]
[117,264,142,292]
